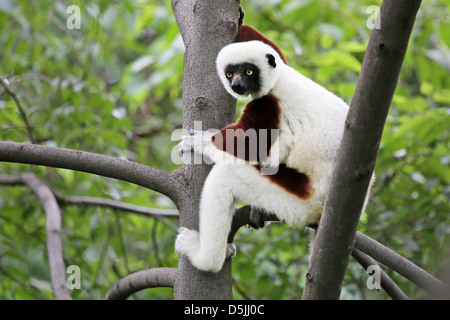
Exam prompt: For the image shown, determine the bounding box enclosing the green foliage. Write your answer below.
[0,0,181,300]
[0,0,449,300]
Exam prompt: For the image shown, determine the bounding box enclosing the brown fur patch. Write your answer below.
[212,94,281,162]
[255,164,313,200]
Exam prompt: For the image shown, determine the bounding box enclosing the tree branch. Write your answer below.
[0,174,24,185]
[104,267,177,300]
[302,0,422,300]
[351,248,409,300]
[55,193,179,231]
[0,141,180,203]
[56,194,178,217]
[0,77,36,144]
[20,172,71,300]
[354,232,450,299]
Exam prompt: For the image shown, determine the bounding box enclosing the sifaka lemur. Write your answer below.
[175,20,371,272]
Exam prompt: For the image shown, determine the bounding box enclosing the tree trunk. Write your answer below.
[172,0,240,300]
[302,0,422,300]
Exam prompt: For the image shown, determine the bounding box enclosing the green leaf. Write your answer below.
[312,49,361,72]
[337,42,367,53]
[433,89,450,104]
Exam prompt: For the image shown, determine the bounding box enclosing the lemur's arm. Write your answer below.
[179,129,249,165]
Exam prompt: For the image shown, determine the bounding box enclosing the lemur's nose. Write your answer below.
[231,79,246,95]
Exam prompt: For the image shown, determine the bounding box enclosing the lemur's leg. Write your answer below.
[176,163,316,272]
[176,164,236,272]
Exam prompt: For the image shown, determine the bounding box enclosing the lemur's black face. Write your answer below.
[225,63,261,96]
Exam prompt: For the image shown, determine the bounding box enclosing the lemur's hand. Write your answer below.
[178,129,214,156]
[178,129,218,165]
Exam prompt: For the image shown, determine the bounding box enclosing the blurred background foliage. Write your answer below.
[0,0,448,299]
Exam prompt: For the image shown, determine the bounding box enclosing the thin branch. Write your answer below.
[0,77,36,144]
[20,172,71,300]
[56,194,179,217]
[351,248,409,300]
[104,267,177,300]
[354,231,450,299]
[55,193,179,231]
[0,174,24,185]
[0,141,180,204]
[0,174,179,230]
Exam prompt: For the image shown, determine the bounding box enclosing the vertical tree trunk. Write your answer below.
[172,0,240,299]
[302,0,422,300]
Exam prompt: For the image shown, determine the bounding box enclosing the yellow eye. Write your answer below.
[226,72,233,78]
[246,70,253,76]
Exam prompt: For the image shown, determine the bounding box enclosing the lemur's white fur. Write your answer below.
[176,40,371,272]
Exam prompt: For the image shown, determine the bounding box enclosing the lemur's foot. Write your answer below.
[226,243,236,258]
[175,227,234,273]
[249,206,279,229]
[175,227,200,256]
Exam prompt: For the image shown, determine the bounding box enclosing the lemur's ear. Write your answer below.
[266,54,276,68]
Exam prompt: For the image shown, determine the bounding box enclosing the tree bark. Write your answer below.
[21,172,72,300]
[104,267,176,300]
[172,0,240,300]
[302,0,422,300]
